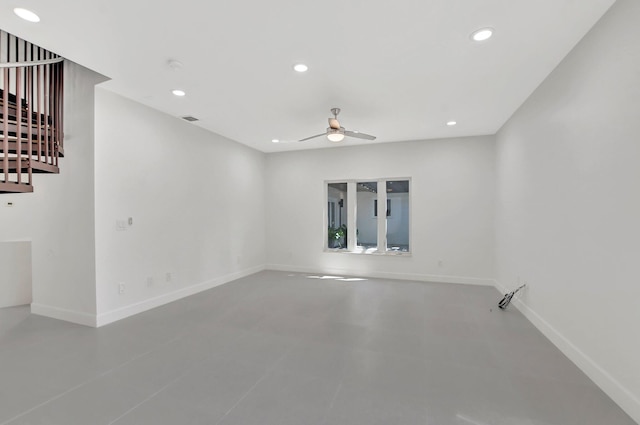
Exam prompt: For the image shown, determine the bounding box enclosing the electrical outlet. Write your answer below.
[165,272,172,283]
[5,201,14,207]
[438,259,443,267]
[118,282,125,294]
[146,277,154,287]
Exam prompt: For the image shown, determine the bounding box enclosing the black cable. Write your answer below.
[498,284,526,310]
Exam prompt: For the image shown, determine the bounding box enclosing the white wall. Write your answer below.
[0,62,105,325]
[94,89,266,325]
[495,0,640,421]
[266,136,496,284]
[0,242,31,308]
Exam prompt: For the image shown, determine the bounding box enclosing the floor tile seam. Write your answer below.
[213,343,298,425]
[343,341,429,364]
[319,380,344,425]
[106,352,221,425]
[0,325,74,356]
[179,321,251,352]
[1,326,252,425]
[0,372,105,425]
[0,333,185,425]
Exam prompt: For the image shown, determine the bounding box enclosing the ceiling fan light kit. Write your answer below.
[299,108,376,143]
[327,130,345,142]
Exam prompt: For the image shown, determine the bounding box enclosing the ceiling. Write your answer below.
[0,0,615,153]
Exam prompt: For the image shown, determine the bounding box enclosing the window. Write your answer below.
[325,178,410,254]
[356,181,378,252]
[385,180,410,252]
[327,182,348,250]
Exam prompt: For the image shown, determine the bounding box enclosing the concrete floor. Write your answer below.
[0,270,636,424]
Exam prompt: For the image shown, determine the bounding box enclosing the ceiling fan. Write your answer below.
[299,108,376,143]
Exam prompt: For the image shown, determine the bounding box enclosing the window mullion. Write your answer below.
[376,179,387,252]
[347,181,357,251]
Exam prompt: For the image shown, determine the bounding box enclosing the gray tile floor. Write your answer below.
[0,270,636,425]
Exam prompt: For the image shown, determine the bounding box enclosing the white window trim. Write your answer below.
[324,178,412,256]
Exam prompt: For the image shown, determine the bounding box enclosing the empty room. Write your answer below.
[0,0,639,424]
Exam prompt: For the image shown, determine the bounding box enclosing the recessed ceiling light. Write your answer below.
[14,8,40,22]
[172,89,186,97]
[471,28,494,42]
[447,121,457,126]
[272,139,280,143]
[168,60,183,70]
[293,64,308,73]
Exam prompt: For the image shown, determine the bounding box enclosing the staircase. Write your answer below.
[0,30,64,194]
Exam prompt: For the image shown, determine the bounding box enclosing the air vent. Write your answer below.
[181,116,199,122]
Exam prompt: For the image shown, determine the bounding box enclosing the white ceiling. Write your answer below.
[1,0,615,153]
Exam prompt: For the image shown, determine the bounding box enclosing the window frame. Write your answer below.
[324,177,412,256]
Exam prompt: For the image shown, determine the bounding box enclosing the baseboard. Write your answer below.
[96,265,266,327]
[267,264,496,286]
[494,281,640,424]
[30,303,97,327]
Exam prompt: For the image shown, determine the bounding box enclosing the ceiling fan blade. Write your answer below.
[344,130,376,140]
[328,118,341,130]
[299,133,326,142]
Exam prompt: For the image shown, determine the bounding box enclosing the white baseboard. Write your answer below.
[31,303,97,327]
[95,265,266,327]
[267,264,496,286]
[494,281,640,424]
